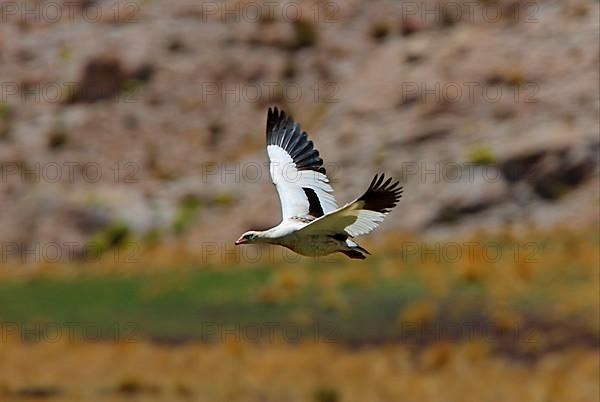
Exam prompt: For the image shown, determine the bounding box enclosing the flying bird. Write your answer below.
[235,107,403,259]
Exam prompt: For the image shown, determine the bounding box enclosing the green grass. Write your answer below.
[0,268,271,340]
[0,264,430,343]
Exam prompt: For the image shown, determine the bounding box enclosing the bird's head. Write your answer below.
[235,231,262,245]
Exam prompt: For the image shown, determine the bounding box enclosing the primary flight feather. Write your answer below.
[235,107,403,259]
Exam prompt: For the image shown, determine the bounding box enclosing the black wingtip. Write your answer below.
[358,173,403,213]
[265,107,326,174]
[266,106,284,139]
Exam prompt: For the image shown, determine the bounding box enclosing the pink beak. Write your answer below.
[235,238,246,246]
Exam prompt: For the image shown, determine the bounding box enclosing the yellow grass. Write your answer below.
[0,339,598,402]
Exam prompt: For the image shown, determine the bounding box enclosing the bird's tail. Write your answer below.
[341,249,367,259]
[341,239,370,259]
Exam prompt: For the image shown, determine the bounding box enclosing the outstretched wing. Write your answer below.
[296,174,402,237]
[266,107,337,221]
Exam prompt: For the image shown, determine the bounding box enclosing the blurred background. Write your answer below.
[0,0,598,401]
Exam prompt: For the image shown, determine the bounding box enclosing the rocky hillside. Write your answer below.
[0,0,598,256]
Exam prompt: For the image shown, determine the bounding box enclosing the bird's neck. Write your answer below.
[255,229,281,245]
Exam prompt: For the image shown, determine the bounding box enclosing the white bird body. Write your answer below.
[235,107,403,259]
[249,223,356,257]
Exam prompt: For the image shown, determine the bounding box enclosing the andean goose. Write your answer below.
[235,107,402,259]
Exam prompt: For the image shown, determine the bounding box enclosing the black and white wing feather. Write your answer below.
[296,174,402,237]
[266,107,337,221]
